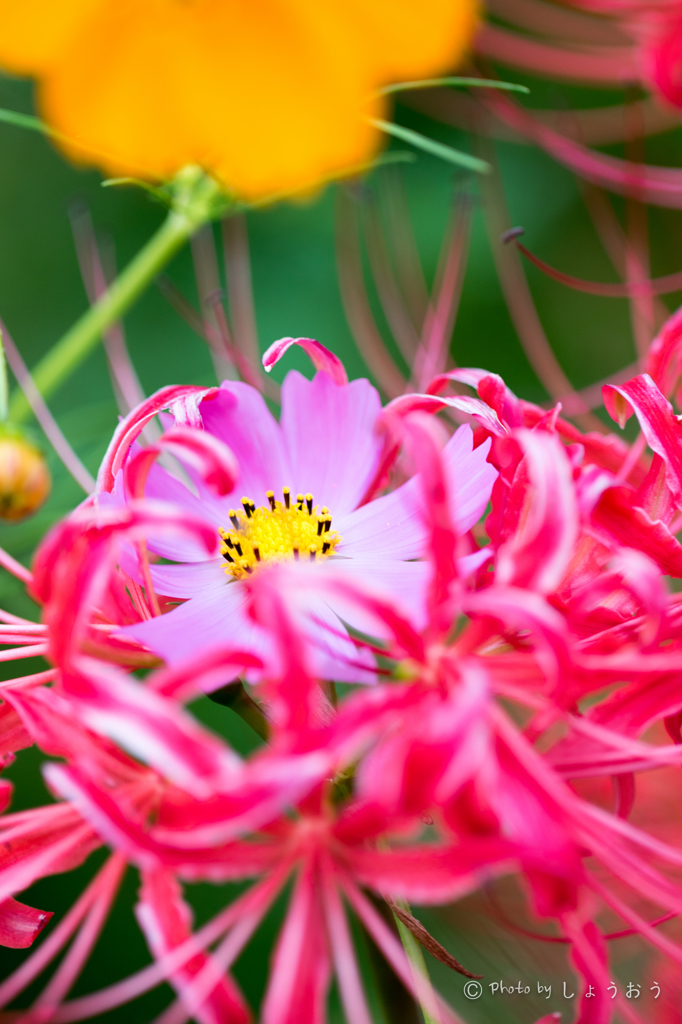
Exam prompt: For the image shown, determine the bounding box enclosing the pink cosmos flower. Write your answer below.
[103,340,496,682]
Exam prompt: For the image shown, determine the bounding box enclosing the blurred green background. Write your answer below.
[0,65,679,1020]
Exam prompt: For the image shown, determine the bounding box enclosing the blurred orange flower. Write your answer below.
[0,0,479,199]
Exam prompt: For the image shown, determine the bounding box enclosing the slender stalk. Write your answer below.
[363,894,421,1024]
[393,899,441,1024]
[208,680,270,742]
[370,119,489,175]
[10,167,227,423]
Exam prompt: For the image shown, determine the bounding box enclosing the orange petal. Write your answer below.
[4,0,480,197]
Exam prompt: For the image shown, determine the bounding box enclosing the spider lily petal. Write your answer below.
[262,336,348,386]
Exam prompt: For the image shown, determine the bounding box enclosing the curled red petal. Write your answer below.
[402,413,458,624]
[97,384,218,494]
[261,860,331,1024]
[497,430,579,595]
[0,780,12,814]
[635,454,675,525]
[149,646,264,701]
[604,374,682,505]
[159,427,239,497]
[522,403,638,480]
[382,392,508,438]
[32,502,217,664]
[427,368,524,429]
[647,16,682,110]
[136,868,250,1024]
[262,337,348,386]
[346,841,516,906]
[62,659,243,799]
[0,896,53,949]
[0,700,33,757]
[245,565,328,739]
[602,384,635,429]
[124,447,162,502]
[361,388,505,508]
[125,427,239,501]
[646,301,682,400]
[592,485,682,578]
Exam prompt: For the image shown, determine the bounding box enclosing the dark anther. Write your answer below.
[317,517,324,537]
[283,487,291,509]
[242,497,253,518]
[293,546,299,561]
[305,493,314,515]
[309,545,317,562]
[267,491,276,511]
[322,541,330,554]
[223,551,234,563]
[225,536,234,549]
[324,517,331,533]
[234,540,243,556]
[229,510,240,529]
[501,226,525,245]
[253,545,261,562]
[241,560,253,575]
[296,493,305,510]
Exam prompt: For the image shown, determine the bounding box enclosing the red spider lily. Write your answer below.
[286,367,682,1018]
[0,496,507,1023]
[464,1,682,209]
[43,761,515,1024]
[5,342,682,1024]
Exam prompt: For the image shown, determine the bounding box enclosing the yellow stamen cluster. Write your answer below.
[219,487,342,580]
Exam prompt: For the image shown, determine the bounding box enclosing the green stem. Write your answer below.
[393,899,441,1024]
[10,166,226,423]
[364,894,421,1024]
[208,680,270,742]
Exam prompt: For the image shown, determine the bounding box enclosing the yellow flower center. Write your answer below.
[219,487,342,580]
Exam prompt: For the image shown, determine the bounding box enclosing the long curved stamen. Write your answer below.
[502,227,682,298]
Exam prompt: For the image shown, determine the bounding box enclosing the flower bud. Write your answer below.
[0,428,50,521]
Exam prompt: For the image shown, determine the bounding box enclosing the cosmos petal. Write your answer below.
[280,371,383,517]
[338,425,495,559]
[200,384,293,506]
[122,583,263,669]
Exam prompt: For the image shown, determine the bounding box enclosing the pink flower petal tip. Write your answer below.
[262,337,348,386]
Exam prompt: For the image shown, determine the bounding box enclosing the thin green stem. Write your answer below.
[10,213,187,422]
[10,166,227,423]
[393,899,441,1024]
[379,77,530,95]
[370,119,489,175]
[208,680,270,742]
